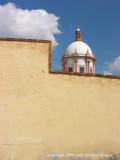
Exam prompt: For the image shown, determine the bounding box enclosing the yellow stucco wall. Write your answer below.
[0,40,120,160]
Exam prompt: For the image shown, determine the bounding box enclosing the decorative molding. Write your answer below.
[62,54,96,61]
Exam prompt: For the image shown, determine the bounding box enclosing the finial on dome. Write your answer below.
[75,48,77,53]
[86,49,90,56]
[77,24,80,31]
[64,50,68,57]
[73,48,78,56]
[93,52,95,58]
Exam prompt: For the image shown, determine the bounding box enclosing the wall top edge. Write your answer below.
[0,37,50,43]
[50,70,120,80]
[0,37,119,80]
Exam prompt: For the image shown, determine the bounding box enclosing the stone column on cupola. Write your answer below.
[74,59,78,72]
[93,52,96,74]
[86,49,90,73]
[64,50,68,71]
[62,61,64,71]
[61,50,68,71]
[73,48,78,72]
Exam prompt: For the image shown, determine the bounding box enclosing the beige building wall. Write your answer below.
[0,39,120,160]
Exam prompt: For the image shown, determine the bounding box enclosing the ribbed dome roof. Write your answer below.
[66,41,92,56]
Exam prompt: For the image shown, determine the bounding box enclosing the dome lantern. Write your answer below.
[75,25,82,41]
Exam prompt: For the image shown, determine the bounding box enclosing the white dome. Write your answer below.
[66,41,92,56]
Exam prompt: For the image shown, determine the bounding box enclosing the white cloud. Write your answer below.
[103,56,120,75]
[108,56,120,72]
[103,71,112,75]
[0,3,61,47]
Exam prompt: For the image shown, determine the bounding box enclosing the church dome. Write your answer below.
[62,25,96,74]
[66,41,93,56]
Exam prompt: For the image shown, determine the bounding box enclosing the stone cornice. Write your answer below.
[0,37,50,43]
[62,54,96,61]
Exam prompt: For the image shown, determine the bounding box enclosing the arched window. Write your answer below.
[68,67,73,72]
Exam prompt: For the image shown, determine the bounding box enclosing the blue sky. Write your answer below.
[0,0,120,75]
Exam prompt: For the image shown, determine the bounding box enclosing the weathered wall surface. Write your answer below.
[0,40,120,160]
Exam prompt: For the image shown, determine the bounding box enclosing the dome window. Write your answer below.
[80,67,84,73]
[68,67,73,72]
[90,68,92,73]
